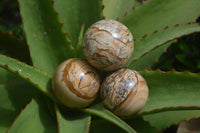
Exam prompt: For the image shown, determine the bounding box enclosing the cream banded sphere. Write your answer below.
[83,20,134,71]
[52,58,101,108]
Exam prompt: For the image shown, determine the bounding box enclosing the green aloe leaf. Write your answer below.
[0,31,31,64]
[126,23,200,68]
[120,0,200,39]
[139,70,200,113]
[7,96,58,133]
[126,117,158,133]
[0,79,35,133]
[0,54,55,101]
[56,105,91,133]
[0,68,17,84]
[143,110,200,131]
[0,31,32,84]
[91,117,158,133]
[130,70,200,131]
[54,0,104,48]
[129,41,174,70]
[83,103,137,133]
[133,1,141,7]
[103,0,135,20]
[0,30,32,83]
[176,54,193,68]
[90,119,127,133]
[74,24,85,58]
[19,0,74,75]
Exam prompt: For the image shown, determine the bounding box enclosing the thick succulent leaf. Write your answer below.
[0,31,31,64]
[56,106,91,133]
[120,0,200,39]
[0,31,32,83]
[90,119,127,133]
[138,70,200,113]
[54,0,104,48]
[0,79,35,133]
[0,54,55,101]
[134,70,200,131]
[103,0,135,20]
[0,68,17,84]
[7,96,58,133]
[143,110,200,131]
[126,117,158,133]
[0,31,32,84]
[129,41,174,70]
[126,23,200,68]
[83,103,137,133]
[19,0,74,75]
[91,117,158,133]
[74,24,85,58]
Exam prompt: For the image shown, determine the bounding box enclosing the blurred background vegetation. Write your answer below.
[0,0,200,132]
[0,0,25,41]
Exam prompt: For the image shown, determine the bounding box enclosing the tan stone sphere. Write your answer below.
[52,58,101,108]
[83,19,134,71]
[100,69,149,116]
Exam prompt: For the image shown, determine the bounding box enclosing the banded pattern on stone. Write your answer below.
[83,20,134,71]
[62,59,100,99]
[100,69,149,116]
[52,58,101,108]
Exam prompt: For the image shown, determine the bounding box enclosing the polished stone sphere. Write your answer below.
[83,20,134,71]
[52,58,101,108]
[100,69,149,116]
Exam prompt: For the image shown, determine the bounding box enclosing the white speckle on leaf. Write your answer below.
[19,69,22,72]
[44,32,47,35]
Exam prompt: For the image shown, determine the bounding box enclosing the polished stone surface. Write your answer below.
[52,58,101,108]
[100,69,149,116]
[83,20,134,71]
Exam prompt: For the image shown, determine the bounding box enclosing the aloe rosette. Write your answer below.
[0,0,200,132]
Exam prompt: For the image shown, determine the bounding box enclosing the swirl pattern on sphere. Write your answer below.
[83,20,134,71]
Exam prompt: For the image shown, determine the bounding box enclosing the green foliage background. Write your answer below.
[0,0,200,133]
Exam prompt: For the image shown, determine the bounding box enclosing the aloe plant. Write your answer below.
[0,0,200,132]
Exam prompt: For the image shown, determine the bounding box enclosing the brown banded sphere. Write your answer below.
[83,20,134,71]
[100,69,149,116]
[52,58,101,108]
